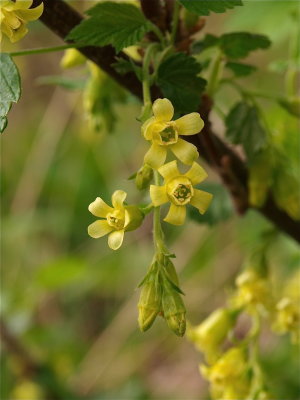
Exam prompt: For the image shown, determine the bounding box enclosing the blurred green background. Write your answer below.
[1,1,300,399]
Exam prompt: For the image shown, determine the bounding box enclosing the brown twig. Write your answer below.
[30,0,300,243]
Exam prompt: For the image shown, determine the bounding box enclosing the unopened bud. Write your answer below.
[161,274,186,337]
[135,164,153,190]
[60,49,86,69]
[138,264,162,332]
[248,150,272,207]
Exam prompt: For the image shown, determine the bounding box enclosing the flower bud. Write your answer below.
[135,164,153,190]
[124,205,144,231]
[248,150,272,207]
[161,274,186,337]
[163,257,179,286]
[60,49,86,69]
[188,308,238,363]
[138,264,162,332]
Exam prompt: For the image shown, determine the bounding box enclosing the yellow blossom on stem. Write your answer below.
[88,190,143,250]
[272,297,300,344]
[187,308,238,363]
[142,98,204,169]
[200,347,250,400]
[231,268,272,314]
[150,160,212,226]
[0,0,43,43]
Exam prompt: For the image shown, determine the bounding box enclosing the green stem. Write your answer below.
[170,0,180,45]
[7,44,84,57]
[207,50,224,96]
[153,171,165,253]
[151,25,166,46]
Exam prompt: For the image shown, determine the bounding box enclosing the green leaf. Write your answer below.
[0,53,21,133]
[225,101,268,159]
[188,183,233,225]
[180,0,242,16]
[277,98,300,119]
[192,34,219,53]
[36,75,86,90]
[112,57,143,82]
[67,2,153,52]
[225,61,257,77]
[219,32,271,59]
[157,53,206,113]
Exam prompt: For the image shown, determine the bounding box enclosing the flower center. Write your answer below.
[167,177,194,206]
[107,211,124,230]
[158,124,178,145]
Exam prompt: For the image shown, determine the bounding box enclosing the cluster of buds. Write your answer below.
[0,0,43,43]
[138,255,186,336]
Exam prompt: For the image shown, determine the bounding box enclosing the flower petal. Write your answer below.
[88,220,113,238]
[150,185,168,206]
[170,138,199,165]
[15,3,44,21]
[153,98,174,122]
[88,197,113,217]
[186,162,208,185]
[164,204,186,226]
[158,160,179,181]
[174,113,204,136]
[141,116,156,140]
[112,190,127,209]
[108,229,125,250]
[144,143,167,169]
[190,189,213,214]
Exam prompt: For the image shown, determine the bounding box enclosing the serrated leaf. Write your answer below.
[225,101,267,159]
[67,2,153,52]
[188,182,233,225]
[180,0,242,16]
[112,57,143,81]
[192,34,219,53]
[0,54,21,133]
[220,32,271,59]
[157,53,206,113]
[225,61,257,77]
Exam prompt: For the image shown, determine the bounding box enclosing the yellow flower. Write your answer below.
[150,160,212,225]
[231,269,271,314]
[272,297,300,344]
[142,98,204,169]
[188,308,238,363]
[88,190,143,250]
[200,347,249,399]
[0,0,43,43]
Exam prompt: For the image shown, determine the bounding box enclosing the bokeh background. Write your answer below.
[1,1,300,399]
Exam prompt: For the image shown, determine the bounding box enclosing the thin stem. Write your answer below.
[7,44,83,57]
[207,50,224,97]
[153,171,165,253]
[151,24,166,46]
[170,0,180,45]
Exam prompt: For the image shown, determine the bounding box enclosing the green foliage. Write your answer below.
[0,54,21,133]
[219,32,271,59]
[193,32,271,59]
[156,53,206,113]
[225,101,268,159]
[225,61,257,77]
[67,2,153,52]
[36,75,86,90]
[277,98,300,119]
[179,0,242,16]
[113,57,143,82]
[188,183,233,225]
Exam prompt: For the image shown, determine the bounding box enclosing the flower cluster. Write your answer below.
[87,97,212,335]
[0,0,43,43]
[188,254,300,398]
